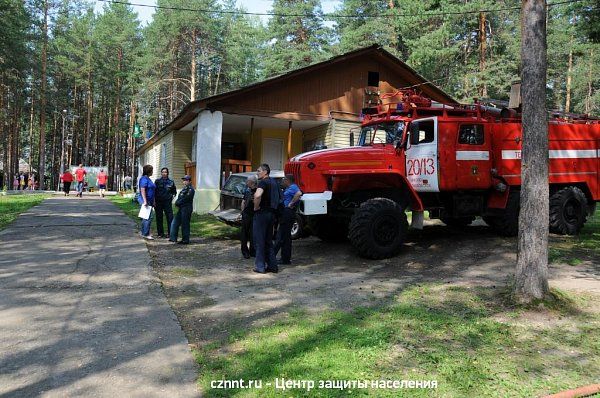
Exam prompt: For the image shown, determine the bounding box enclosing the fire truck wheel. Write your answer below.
[441,216,475,227]
[290,214,304,240]
[484,191,520,237]
[348,198,408,259]
[549,186,588,235]
[309,216,348,242]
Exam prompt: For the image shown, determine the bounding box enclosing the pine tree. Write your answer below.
[264,0,331,77]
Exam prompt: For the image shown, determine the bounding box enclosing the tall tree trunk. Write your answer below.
[129,100,136,184]
[479,12,488,98]
[85,64,93,164]
[28,94,35,175]
[515,0,550,303]
[12,95,22,180]
[0,78,6,187]
[214,63,222,96]
[565,36,573,113]
[38,0,48,189]
[112,48,123,190]
[73,85,79,164]
[190,29,197,101]
[51,115,57,189]
[585,49,594,114]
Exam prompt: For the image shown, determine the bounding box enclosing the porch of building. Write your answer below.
[182,112,333,196]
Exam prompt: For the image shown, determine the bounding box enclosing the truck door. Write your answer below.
[455,123,492,189]
[406,117,440,192]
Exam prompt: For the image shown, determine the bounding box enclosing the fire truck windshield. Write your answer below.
[357,122,405,146]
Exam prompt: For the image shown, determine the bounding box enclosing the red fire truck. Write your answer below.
[285,90,600,259]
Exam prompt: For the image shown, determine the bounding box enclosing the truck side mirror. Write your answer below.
[349,132,354,146]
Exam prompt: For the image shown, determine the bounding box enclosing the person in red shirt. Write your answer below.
[75,164,87,198]
[97,169,108,198]
[60,170,74,196]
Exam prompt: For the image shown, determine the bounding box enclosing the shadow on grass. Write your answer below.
[193,284,599,398]
[109,196,239,239]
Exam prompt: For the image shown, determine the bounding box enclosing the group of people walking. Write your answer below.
[137,165,194,244]
[59,164,107,197]
[240,163,302,274]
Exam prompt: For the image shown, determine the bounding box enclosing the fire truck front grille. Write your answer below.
[285,162,301,184]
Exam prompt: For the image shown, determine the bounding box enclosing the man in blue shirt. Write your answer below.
[274,174,302,265]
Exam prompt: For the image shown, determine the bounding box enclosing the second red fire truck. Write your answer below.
[285,90,600,259]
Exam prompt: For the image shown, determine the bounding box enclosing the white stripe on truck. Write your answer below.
[502,149,598,160]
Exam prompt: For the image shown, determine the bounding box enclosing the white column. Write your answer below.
[194,110,223,213]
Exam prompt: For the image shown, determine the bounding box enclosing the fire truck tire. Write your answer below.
[310,216,348,242]
[484,191,520,237]
[348,198,408,259]
[549,186,588,235]
[441,216,475,227]
[290,214,305,240]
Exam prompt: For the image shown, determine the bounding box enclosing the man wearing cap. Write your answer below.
[170,175,195,244]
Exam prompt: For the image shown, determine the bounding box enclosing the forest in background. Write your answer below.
[0,0,599,190]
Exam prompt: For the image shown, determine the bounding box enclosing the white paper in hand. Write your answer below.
[138,205,152,220]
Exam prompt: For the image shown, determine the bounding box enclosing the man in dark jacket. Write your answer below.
[240,175,257,259]
[169,175,195,244]
[154,167,177,238]
[252,164,280,274]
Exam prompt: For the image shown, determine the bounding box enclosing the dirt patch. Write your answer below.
[146,220,600,347]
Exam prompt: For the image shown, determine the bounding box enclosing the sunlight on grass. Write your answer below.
[194,284,599,397]
[549,211,600,263]
[0,194,48,230]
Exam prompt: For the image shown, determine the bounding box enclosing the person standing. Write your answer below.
[12,175,19,191]
[19,173,25,190]
[170,175,195,244]
[123,175,133,191]
[28,174,35,190]
[240,175,257,259]
[252,164,280,274]
[154,168,177,238]
[75,164,87,198]
[273,174,303,265]
[97,168,108,197]
[61,170,74,196]
[138,165,156,240]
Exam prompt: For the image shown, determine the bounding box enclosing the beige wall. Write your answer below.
[139,133,173,181]
[331,119,362,148]
[171,131,193,183]
[250,128,303,170]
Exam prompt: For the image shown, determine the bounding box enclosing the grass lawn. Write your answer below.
[0,194,48,230]
[191,212,600,397]
[549,210,600,264]
[109,195,238,239]
[194,284,599,398]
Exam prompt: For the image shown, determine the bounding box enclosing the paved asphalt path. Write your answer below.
[0,197,200,398]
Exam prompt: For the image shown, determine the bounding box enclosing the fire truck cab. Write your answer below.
[285,90,600,259]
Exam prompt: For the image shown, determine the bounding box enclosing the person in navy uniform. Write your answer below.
[252,164,280,273]
[154,167,177,238]
[240,175,257,259]
[274,174,302,264]
[170,175,195,244]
